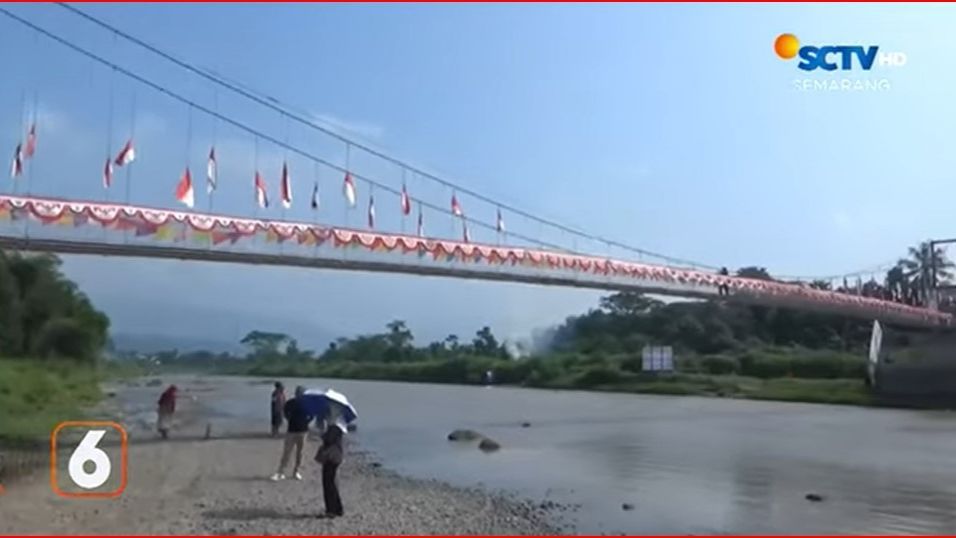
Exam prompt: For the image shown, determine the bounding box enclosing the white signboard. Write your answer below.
[642,346,674,372]
[868,320,883,365]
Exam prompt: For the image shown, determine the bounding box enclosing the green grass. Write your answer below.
[0,358,108,442]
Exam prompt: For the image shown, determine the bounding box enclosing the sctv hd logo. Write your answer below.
[774,33,906,70]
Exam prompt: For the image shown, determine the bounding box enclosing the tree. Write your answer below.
[444,334,460,352]
[240,330,292,358]
[473,326,502,356]
[897,241,954,302]
[599,292,662,317]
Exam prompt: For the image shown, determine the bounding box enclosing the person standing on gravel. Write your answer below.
[315,420,345,518]
[270,382,286,437]
[271,386,314,481]
[157,385,177,440]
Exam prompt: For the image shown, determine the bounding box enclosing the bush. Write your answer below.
[573,365,626,387]
[738,352,790,379]
[32,318,97,361]
[701,356,738,375]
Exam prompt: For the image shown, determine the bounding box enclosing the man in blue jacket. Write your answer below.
[270,386,314,481]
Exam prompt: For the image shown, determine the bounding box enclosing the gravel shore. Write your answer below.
[0,378,565,535]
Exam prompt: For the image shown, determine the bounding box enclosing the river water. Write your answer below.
[185,376,956,534]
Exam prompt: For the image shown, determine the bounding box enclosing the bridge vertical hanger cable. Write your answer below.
[104,65,115,204]
[125,90,137,206]
[209,89,218,212]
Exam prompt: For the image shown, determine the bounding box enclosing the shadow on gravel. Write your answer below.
[202,508,315,521]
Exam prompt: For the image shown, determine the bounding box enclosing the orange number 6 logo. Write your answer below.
[50,421,127,498]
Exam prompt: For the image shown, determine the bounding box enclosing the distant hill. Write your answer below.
[111,333,245,355]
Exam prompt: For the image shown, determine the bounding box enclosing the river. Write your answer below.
[176,375,956,534]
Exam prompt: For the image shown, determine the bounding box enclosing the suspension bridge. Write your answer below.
[0,5,951,330]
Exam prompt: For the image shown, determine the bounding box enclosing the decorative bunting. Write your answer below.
[280,162,292,209]
[496,208,505,233]
[255,171,269,208]
[23,123,36,159]
[451,193,463,217]
[311,181,319,210]
[102,157,113,189]
[367,194,376,229]
[10,143,22,179]
[400,183,411,215]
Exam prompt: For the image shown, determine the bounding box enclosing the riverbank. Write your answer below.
[0,376,564,535]
[233,354,874,407]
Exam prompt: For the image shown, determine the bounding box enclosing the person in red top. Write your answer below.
[157,385,177,439]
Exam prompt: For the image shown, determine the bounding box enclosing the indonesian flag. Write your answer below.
[367,194,376,229]
[451,193,463,216]
[343,171,356,207]
[23,123,36,159]
[206,146,217,194]
[255,171,269,208]
[175,167,195,209]
[462,220,471,243]
[10,143,22,178]
[280,162,292,209]
[400,183,411,215]
[311,181,319,210]
[496,208,505,233]
[416,206,424,237]
[103,157,113,188]
[114,138,135,166]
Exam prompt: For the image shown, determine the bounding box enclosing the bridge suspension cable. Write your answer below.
[5,5,902,283]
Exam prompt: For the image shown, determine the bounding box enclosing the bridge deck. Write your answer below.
[1,194,950,329]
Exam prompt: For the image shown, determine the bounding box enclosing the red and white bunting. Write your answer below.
[102,157,113,188]
[367,194,376,229]
[343,171,356,207]
[280,162,292,209]
[206,146,217,194]
[9,143,22,179]
[175,167,195,209]
[114,139,135,166]
[255,171,269,209]
[400,183,411,215]
[451,193,463,217]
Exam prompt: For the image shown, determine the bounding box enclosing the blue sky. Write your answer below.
[2,3,955,349]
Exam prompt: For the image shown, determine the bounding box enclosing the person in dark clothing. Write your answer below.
[317,422,345,518]
[717,267,730,296]
[157,385,177,439]
[270,382,286,437]
[270,386,314,481]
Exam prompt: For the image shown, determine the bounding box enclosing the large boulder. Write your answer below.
[478,437,501,452]
[447,429,483,442]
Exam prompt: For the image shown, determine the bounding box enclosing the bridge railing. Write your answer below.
[0,194,951,329]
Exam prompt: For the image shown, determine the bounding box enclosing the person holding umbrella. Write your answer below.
[270,386,314,481]
[315,417,345,518]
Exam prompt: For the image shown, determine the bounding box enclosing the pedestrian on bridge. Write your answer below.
[718,267,730,296]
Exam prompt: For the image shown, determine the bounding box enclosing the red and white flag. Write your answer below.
[280,162,292,209]
[462,220,471,243]
[23,123,36,159]
[451,193,463,217]
[400,183,411,215]
[102,157,113,188]
[255,171,269,208]
[175,167,195,209]
[416,206,424,237]
[496,208,505,233]
[10,143,22,178]
[343,171,356,207]
[367,194,376,229]
[114,139,135,166]
[206,146,217,194]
